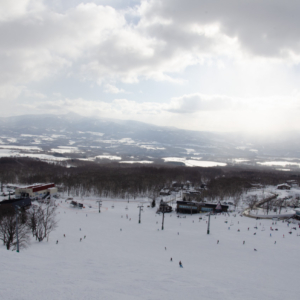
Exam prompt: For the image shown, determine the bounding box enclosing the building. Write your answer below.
[159,188,171,196]
[15,183,58,199]
[0,198,31,211]
[176,201,228,214]
[157,200,172,213]
[277,184,291,190]
[294,208,300,220]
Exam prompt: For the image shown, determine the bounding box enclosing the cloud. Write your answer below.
[168,94,234,113]
[140,0,300,60]
[0,0,300,134]
[1,0,299,91]
[104,84,126,94]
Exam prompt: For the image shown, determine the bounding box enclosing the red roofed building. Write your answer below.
[15,183,57,199]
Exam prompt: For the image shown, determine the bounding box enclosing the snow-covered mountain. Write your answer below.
[1,113,300,167]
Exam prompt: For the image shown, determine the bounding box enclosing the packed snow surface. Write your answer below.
[1,199,299,300]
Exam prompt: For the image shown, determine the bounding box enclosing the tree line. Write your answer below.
[0,157,299,201]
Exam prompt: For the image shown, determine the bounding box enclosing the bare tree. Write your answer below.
[0,206,30,250]
[233,191,242,210]
[28,203,58,242]
[245,195,258,211]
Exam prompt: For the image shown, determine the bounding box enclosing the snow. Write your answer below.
[95,155,122,160]
[0,145,42,151]
[1,198,299,300]
[51,147,79,153]
[120,161,153,164]
[233,158,249,163]
[139,145,166,150]
[163,157,227,167]
[258,161,300,168]
[86,131,105,136]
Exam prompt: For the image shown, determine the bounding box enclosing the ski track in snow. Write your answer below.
[0,199,299,300]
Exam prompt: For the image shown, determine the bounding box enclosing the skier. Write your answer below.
[274,241,276,244]
[84,235,86,239]
[270,233,272,237]
[254,249,257,251]
[56,240,58,244]
[80,238,82,242]
[179,261,183,268]
[170,258,172,262]
[243,241,245,245]
[165,247,167,250]
[63,234,66,237]
[217,240,219,244]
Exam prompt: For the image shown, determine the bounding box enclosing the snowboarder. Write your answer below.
[170,258,172,261]
[270,233,272,237]
[254,249,257,251]
[56,240,58,244]
[165,247,167,250]
[179,261,183,268]
[84,235,86,239]
[80,238,82,242]
[177,232,179,235]
[253,233,256,235]
[274,241,276,244]
[248,227,249,231]
[243,241,245,245]
[80,228,81,231]
[217,240,219,244]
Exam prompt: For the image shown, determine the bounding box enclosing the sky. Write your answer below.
[1,0,300,133]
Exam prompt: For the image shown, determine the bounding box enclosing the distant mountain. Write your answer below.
[1,114,300,165]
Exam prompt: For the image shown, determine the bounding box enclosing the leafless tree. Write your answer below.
[233,191,242,210]
[0,206,30,250]
[28,203,58,242]
[245,195,258,211]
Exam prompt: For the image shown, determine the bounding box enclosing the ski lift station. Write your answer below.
[14,183,58,199]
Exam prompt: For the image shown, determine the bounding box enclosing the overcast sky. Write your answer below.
[1,0,300,133]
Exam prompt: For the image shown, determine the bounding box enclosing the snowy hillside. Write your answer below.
[1,198,299,300]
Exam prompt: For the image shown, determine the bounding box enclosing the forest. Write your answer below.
[0,157,299,201]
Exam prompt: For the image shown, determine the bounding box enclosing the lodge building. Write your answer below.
[176,201,228,214]
[15,183,57,199]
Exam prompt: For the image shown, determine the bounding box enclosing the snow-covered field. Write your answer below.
[1,198,299,300]
[163,157,227,167]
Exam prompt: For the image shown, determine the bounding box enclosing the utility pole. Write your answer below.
[138,205,143,223]
[15,206,20,252]
[96,200,102,213]
[161,206,165,230]
[207,212,211,234]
